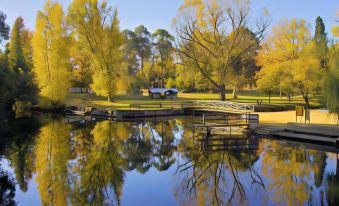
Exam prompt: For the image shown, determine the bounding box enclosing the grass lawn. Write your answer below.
[66,90,321,110]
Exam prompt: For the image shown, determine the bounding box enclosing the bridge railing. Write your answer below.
[191,101,254,113]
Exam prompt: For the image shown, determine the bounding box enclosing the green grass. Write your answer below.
[66,90,321,110]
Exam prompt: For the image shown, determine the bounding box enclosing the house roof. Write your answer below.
[149,88,179,94]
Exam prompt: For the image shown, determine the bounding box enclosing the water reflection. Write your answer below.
[176,134,263,206]
[0,115,338,205]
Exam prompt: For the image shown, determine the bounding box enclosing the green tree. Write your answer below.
[322,45,339,114]
[152,29,175,88]
[0,11,9,44]
[124,25,155,88]
[0,11,10,109]
[67,0,125,102]
[7,17,38,108]
[313,16,328,71]
[32,1,71,108]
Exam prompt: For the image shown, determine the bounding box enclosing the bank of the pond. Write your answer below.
[65,92,321,112]
[256,109,339,125]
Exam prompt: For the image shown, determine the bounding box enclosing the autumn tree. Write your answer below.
[69,39,92,91]
[32,1,71,108]
[174,0,269,101]
[67,0,125,102]
[256,19,322,108]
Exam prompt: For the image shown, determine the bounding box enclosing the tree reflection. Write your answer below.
[326,156,339,205]
[70,121,125,206]
[3,115,339,206]
[0,168,16,206]
[122,122,153,174]
[152,120,177,171]
[175,132,263,206]
[34,118,72,206]
[260,139,328,206]
[0,116,40,193]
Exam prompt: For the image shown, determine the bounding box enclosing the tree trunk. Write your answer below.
[232,85,238,99]
[108,93,112,102]
[303,94,310,108]
[268,90,271,103]
[220,84,226,101]
[288,93,291,102]
[301,91,310,108]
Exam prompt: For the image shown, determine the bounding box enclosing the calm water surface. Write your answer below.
[0,114,338,206]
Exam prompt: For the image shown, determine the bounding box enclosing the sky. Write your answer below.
[0,0,338,36]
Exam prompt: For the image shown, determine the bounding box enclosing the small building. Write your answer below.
[148,88,179,99]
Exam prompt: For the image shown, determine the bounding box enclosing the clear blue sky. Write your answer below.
[0,0,338,36]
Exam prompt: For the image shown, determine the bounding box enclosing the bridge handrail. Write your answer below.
[191,101,254,112]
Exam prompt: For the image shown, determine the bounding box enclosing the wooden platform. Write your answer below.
[248,123,339,147]
[199,134,259,152]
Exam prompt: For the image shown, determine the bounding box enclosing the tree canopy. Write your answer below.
[32,0,71,108]
[174,0,269,100]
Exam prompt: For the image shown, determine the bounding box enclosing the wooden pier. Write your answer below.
[194,113,259,136]
[248,123,339,147]
[65,100,255,119]
[199,134,259,152]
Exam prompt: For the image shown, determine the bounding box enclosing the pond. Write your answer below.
[0,114,338,206]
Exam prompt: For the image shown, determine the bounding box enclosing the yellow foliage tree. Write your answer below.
[67,0,125,101]
[256,19,322,107]
[174,0,269,100]
[32,0,71,108]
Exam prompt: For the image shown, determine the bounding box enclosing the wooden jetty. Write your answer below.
[199,134,259,152]
[65,100,255,119]
[248,123,339,147]
[194,113,259,136]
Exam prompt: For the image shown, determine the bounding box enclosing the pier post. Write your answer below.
[336,138,339,148]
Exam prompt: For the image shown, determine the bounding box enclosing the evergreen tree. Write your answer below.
[0,11,10,109]
[7,17,38,108]
[313,16,328,69]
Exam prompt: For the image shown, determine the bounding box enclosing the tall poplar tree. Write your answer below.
[32,1,71,108]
